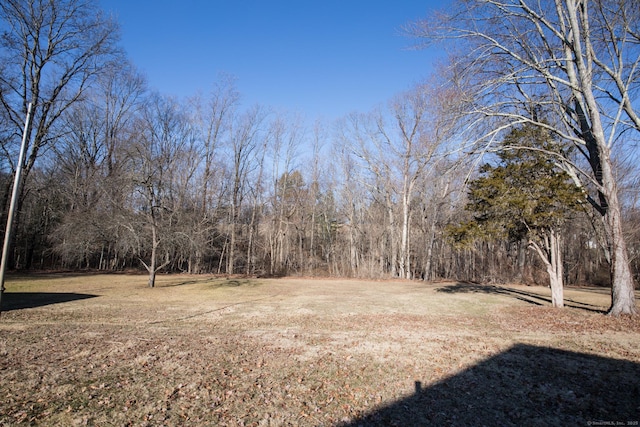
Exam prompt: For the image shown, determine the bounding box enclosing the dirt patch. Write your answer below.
[0,275,638,425]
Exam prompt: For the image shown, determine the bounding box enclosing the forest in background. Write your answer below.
[0,0,638,294]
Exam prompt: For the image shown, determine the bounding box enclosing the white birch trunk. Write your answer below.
[529,230,564,308]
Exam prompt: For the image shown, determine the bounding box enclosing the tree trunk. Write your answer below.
[530,230,564,308]
[309,208,316,274]
[387,203,397,277]
[516,239,527,284]
[349,234,357,276]
[605,188,637,315]
[548,269,564,309]
[562,2,637,315]
[148,225,158,288]
[423,222,436,281]
[400,191,410,279]
[227,209,236,275]
[148,268,156,289]
[548,231,564,309]
[246,215,255,275]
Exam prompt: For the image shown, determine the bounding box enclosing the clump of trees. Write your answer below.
[449,125,585,307]
[410,0,640,315]
[0,0,637,313]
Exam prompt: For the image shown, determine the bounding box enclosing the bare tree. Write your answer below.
[410,0,639,314]
[336,114,384,277]
[191,75,239,213]
[307,121,327,274]
[225,105,267,274]
[264,113,304,275]
[50,61,145,270]
[414,160,460,281]
[130,94,198,287]
[188,76,239,272]
[0,0,120,206]
[340,83,456,279]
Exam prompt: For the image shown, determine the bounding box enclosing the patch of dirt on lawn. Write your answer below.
[0,275,639,426]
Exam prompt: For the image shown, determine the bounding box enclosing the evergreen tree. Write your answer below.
[449,125,584,307]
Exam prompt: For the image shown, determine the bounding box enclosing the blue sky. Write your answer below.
[100,1,448,120]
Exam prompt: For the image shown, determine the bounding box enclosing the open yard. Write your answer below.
[0,274,639,426]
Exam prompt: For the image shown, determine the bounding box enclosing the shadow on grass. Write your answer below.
[160,277,261,288]
[1,292,98,311]
[437,282,605,313]
[339,344,640,426]
[211,278,261,288]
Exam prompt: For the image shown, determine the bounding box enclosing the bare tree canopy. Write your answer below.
[0,0,120,180]
[409,0,639,315]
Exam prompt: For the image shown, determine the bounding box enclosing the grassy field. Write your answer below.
[0,274,639,426]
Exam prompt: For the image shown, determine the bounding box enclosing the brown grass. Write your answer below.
[0,274,638,426]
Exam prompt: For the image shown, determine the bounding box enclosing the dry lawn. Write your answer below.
[0,274,639,426]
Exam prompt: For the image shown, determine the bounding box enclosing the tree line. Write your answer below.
[0,0,638,313]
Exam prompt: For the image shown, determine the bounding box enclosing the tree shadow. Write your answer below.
[161,279,202,287]
[437,282,605,313]
[210,278,261,288]
[159,277,261,288]
[339,344,640,426]
[1,292,98,311]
